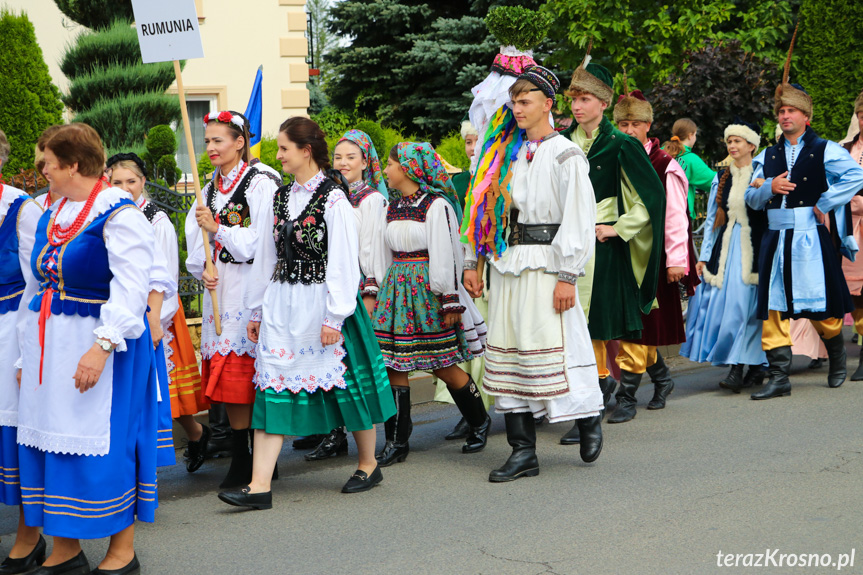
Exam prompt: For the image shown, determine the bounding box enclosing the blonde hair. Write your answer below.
[663,118,697,159]
[110,159,145,179]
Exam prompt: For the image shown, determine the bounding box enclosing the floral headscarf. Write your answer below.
[396,142,463,222]
[337,129,388,199]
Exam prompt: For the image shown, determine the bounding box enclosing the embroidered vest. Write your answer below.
[271,178,337,285]
[141,200,167,224]
[348,183,380,209]
[29,199,136,318]
[386,192,436,223]
[0,196,29,314]
[205,166,260,264]
[763,128,829,209]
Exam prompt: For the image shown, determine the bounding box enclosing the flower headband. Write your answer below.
[204,110,246,131]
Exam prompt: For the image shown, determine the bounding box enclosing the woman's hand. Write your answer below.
[595,224,619,243]
[442,312,462,327]
[147,311,164,348]
[751,178,766,189]
[321,326,341,346]
[362,294,376,319]
[16,369,21,388]
[74,344,112,393]
[247,321,261,344]
[202,268,219,290]
[695,261,706,277]
[195,204,219,234]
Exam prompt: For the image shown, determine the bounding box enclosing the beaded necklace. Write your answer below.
[217,161,248,195]
[48,177,106,247]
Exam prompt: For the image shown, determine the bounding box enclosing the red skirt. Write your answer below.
[201,351,256,404]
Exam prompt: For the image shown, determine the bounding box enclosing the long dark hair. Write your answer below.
[279,117,347,192]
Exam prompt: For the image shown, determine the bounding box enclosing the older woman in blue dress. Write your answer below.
[18,124,159,575]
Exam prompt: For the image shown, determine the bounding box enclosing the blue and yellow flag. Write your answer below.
[244,66,263,159]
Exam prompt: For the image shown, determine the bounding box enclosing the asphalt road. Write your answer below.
[2,348,862,575]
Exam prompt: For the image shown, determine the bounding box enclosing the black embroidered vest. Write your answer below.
[349,183,380,209]
[763,128,829,209]
[141,201,167,224]
[386,192,436,223]
[271,178,336,284]
[705,168,766,276]
[206,166,260,264]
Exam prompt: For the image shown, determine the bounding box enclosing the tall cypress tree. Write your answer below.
[0,9,64,175]
[54,0,181,152]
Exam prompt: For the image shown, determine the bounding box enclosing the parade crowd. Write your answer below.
[0,37,862,575]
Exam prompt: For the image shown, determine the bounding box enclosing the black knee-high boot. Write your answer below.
[376,387,412,466]
[488,412,538,483]
[219,428,252,489]
[646,352,675,409]
[607,370,641,423]
[448,376,490,454]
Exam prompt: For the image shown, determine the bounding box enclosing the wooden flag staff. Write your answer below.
[173,60,222,335]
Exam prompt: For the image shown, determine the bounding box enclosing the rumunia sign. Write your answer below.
[130,0,204,64]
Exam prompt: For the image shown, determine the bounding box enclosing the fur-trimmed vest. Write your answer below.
[271,178,337,285]
[703,164,766,289]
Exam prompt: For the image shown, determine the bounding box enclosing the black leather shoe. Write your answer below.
[533,415,546,427]
[559,421,580,445]
[752,346,792,400]
[91,555,140,575]
[489,413,539,483]
[822,332,847,388]
[218,486,273,510]
[291,435,326,450]
[851,347,863,381]
[718,364,745,393]
[304,428,348,461]
[185,424,211,473]
[0,535,46,574]
[646,352,674,409]
[30,552,89,575]
[444,417,469,440]
[576,415,603,463]
[608,370,641,423]
[341,466,383,493]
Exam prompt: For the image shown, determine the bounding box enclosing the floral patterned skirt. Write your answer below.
[372,256,479,372]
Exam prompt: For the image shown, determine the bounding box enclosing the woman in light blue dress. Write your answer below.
[680,123,767,392]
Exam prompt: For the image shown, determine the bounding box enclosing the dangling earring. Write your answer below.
[69,169,74,178]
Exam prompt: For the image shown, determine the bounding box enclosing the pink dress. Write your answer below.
[841,139,863,295]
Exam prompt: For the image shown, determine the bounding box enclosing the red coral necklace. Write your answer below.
[49,177,106,247]
[217,161,248,195]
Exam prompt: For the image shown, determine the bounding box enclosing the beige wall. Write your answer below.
[7,0,310,134]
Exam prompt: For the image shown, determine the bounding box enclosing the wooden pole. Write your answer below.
[174,60,222,336]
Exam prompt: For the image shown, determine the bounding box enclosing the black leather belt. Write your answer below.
[508,210,560,246]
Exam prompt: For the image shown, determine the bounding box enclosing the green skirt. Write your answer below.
[252,295,396,436]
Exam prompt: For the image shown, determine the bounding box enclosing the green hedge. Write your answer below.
[0,9,64,174]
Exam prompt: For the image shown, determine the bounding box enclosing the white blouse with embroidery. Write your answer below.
[185,162,278,359]
[18,188,156,456]
[244,171,360,394]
